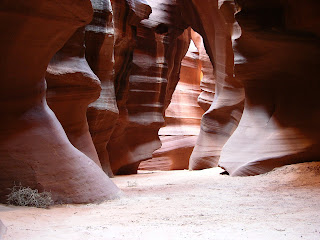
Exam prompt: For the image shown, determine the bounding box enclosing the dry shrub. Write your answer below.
[7,184,53,208]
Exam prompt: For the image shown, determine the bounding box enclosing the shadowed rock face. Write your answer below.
[112,0,320,175]
[141,34,205,171]
[108,0,153,175]
[85,0,118,177]
[177,0,320,175]
[218,0,320,176]
[46,26,102,168]
[108,0,190,174]
[178,0,245,170]
[0,0,120,204]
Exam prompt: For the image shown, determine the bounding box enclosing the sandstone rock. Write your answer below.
[143,36,204,170]
[179,0,245,170]
[162,38,203,137]
[142,135,198,171]
[85,0,118,177]
[108,0,152,175]
[191,30,215,112]
[0,0,120,203]
[218,0,320,176]
[109,0,189,174]
[46,27,102,167]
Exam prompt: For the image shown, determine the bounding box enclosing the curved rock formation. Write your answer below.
[46,26,102,167]
[219,0,320,176]
[179,0,245,170]
[85,0,118,177]
[191,30,215,112]
[0,0,120,203]
[107,0,152,175]
[163,38,203,137]
[143,36,204,170]
[109,0,189,174]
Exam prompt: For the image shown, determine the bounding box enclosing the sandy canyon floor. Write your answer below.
[1,162,320,240]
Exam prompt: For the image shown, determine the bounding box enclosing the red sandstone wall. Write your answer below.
[0,0,120,204]
[140,33,205,170]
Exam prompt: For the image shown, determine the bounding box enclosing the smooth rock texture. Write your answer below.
[85,0,118,177]
[218,0,320,176]
[191,30,215,112]
[109,0,189,174]
[161,38,203,137]
[0,0,120,204]
[179,0,245,170]
[46,26,102,167]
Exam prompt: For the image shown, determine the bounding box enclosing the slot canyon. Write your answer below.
[0,0,319,239]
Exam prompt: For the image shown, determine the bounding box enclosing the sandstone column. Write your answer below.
[85,0,119,177]
[0,0,120,203]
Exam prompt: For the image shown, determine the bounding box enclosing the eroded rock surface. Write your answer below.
[109,0,189,174]
[107,0,153,175]
[85,0,118,177]
[46,27,102,167]
[1,0,319,203]
[219,0,320,176]
[179,0,245,170]
[191,30,215,112]
[142,36,204,170]
[0,0,120,204]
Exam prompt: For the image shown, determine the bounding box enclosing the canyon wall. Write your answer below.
[108,0,190,174]
[140,36,205,170]
[218,0,320,176]
[179,0,245,170]
[85,0,118,177]
[46,26,102,168]
[0,0,120,203]
[179,0,320,176]
[191,30,215,112]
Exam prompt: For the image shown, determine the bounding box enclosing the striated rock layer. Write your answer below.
[85,0,118,177]
[161,38,203,137]
[191,30,215,112]
[178,0,320,176]
[109,0,190,174]
[0,0,120,204]
[218,0,320,176]
[108,0,152,175]
[141,36,204,170]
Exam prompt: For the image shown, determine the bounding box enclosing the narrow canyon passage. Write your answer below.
[1,0,320,239]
